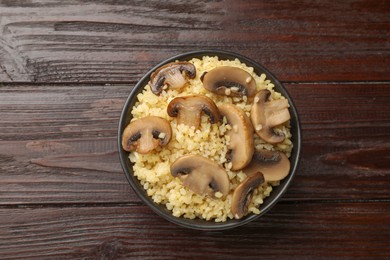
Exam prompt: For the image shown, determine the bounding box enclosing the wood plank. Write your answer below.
[0,1,389,83]
[0,83,389,205]
[0,202,389,258]
[287,83,390,200]
[0,84,137,204]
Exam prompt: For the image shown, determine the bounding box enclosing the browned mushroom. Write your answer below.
[231,172,265,219]
[121,116,172,154]
[201,66,257,97]
[219,104,254,171]
[150,62,196,95]
[251,90,290,143]
[167,95,220,128]
[170,154,230,198]
[243,149,290,182]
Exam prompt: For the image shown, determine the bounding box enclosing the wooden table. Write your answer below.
[1,1,389,258]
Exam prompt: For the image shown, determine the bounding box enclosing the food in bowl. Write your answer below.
[121,56,293,222]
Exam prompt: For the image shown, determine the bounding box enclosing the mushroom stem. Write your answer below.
[251,90,291,144]
[167,95,220,129]
[264,99,290,127]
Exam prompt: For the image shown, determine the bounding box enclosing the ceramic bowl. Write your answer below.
[118,50,301,230]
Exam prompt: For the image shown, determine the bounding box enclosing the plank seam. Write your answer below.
[0,198,389,209]
[1,81,390,87]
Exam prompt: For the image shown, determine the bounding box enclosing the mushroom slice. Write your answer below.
[150,62,196,95]
[243,149,290,182]
[251,90,291,144]
[201,66,257,97]
[170,154,230,198]
[219,104,254,171]
[231,172,265,219]
[167,95,220,128]
[121,116,172,154]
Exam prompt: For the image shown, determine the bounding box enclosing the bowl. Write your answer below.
[118,50,301,230]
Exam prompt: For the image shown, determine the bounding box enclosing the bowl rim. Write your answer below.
[118,49,302,230]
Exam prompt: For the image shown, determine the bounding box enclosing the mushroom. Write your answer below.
[167,95,220,128]
[121,116,172,154]
[219,104,254,171]
[150,62,196,95]
[231,172,265,219]
[201,66,257,97]
[243,149,290,182]
[251,90,291,144]
[170,154,230,198]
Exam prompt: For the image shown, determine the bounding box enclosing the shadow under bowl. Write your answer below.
[118,50,301,230]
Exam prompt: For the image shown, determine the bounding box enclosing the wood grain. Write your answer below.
[1,0,389,83]
[0,84,136,204]
[0,83,389,205]
[0,202,389,259]
[0,1,389,258]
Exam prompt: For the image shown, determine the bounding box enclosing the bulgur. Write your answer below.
[128,56,292,222]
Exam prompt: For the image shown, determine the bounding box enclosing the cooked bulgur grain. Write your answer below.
[128,56,292,222]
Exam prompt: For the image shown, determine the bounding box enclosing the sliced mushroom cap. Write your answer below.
[150,62,196,95]
[167,95,220,128]
[170,154,230,198]
[231,172,265,219]
[121,116,172,154]
[219,104,254,171]
[201,66,257,97]
[243,149,290,182]
[251,90,291,144]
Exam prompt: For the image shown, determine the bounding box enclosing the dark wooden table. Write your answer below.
[1,1,389,259]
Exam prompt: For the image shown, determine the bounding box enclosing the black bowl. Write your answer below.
[118,50,301,230]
